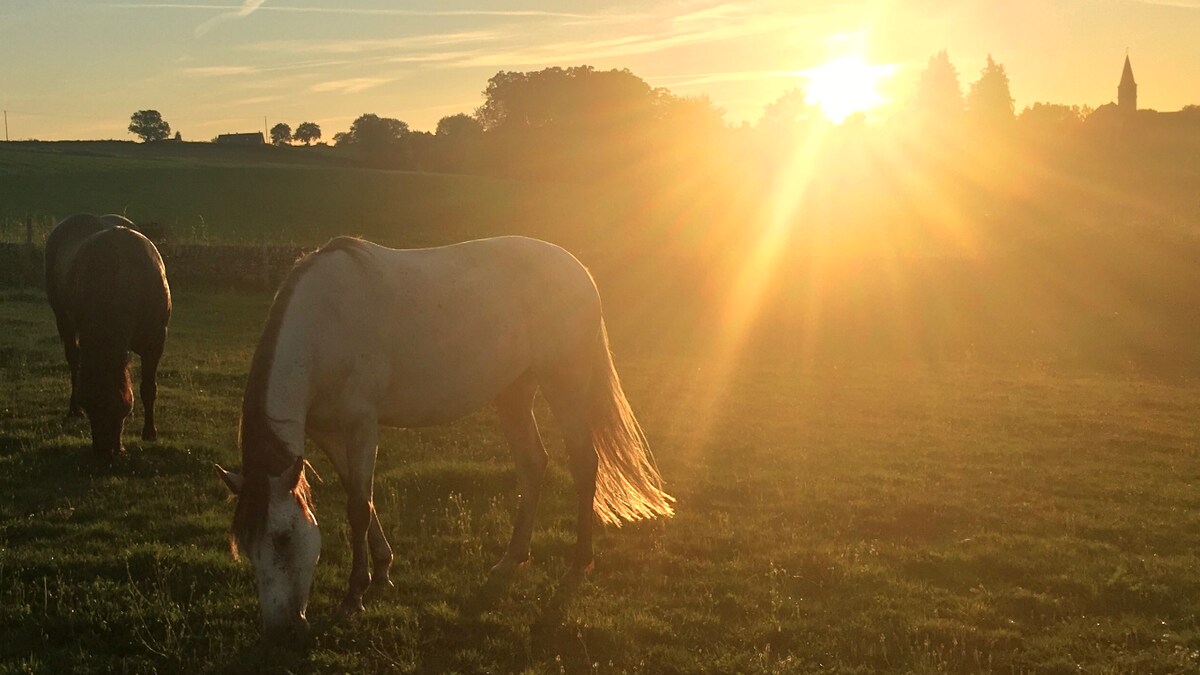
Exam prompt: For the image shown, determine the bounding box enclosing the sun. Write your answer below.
[802,56,896,123]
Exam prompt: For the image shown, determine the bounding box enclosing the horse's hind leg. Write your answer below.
[138,331,165,441]
[54,313,82,418]
[541,354,598,575]
[491,372,547,578]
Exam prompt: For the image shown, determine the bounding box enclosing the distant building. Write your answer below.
[1118,55,1137,113]
[214,132,265,145]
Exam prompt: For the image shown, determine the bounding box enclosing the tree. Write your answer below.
[475,66,657,133]
[269,122,292,146]
[967,54,1015,123]
[128,110,171,142]
[294,121,321,145]
[429,113,484,173]
[758,87,822,130]
[436,113,483,139]
[334,114,409,148]
[334,113,412,166]
[912,50,964,121]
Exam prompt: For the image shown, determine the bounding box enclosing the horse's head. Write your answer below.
[79,353,133,456]
[216,458,320,644]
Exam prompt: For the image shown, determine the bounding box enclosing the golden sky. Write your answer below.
[3,0,1199,141]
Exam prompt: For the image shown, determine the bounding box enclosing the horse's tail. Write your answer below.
[588,320,675,526]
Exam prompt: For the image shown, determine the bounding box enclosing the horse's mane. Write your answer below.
[230,236,373,558]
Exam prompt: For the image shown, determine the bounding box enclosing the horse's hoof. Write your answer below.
[336,598,365,617]
[488,555,531,579]
[364,578,393,603]
[142,429,157,442]
[561,560,594,584]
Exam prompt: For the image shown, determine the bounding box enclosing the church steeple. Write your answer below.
[1118,54,1137,112]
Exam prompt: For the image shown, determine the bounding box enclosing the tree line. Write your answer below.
[126,54,1188,180]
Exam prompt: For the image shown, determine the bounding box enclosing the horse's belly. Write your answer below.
[377,361,524,428]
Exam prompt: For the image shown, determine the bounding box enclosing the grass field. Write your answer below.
[3,282,1200,674]
[0,142,624,252]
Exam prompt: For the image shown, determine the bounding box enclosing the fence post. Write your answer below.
[22,217,34,288]
[261,244,271,289]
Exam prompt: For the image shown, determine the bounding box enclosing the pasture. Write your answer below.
[4,140,1200,672]
[3,280,1200,673]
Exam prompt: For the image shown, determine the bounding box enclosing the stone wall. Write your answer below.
[0,242,309,290]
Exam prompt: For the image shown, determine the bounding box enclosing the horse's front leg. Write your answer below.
[338,419,380,616]
[365,510,394,598]
[310,425,394,604]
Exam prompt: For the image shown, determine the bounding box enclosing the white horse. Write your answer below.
[215,236,674,641]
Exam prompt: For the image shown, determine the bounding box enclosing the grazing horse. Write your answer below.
[215,236,674,641]
[45,214,171,456]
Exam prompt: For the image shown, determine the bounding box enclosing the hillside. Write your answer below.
[0,142,612,250]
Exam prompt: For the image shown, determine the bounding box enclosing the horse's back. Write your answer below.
[68,226,171,349]
[45,214,133,305]
[291,236,601,428]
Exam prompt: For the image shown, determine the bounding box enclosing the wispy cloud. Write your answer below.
[240,31,504,56]
[194,0,267,37]
[108,2,592,19]
[181,65,258,76]
[309,77,391,94]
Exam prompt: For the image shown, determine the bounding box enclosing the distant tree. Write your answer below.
[335,114,409,148]
[967,54,1015,123]
[436,113,483,139]
[334,113,412,166]
[128,110,171,142]
[1018,102,1090,127]
[758,87,822,130]
[430,113,484,173]
[269,122,292,146]
[912,50,964,120]
[475,66,657,132]
[294,121,321,145]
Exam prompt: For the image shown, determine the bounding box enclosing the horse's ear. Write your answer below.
[215,463,243,495]
[283,456,305,490]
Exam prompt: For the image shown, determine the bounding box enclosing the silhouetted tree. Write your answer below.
[758,88,822,130]
[475,66,673,177]
[476,66,657,132]
[294,121,321,145]
[269,122,292,146]
[1018,103,1090,127]
[967,55,1015,123]
[912,51,964,121]
[128,110,171,142]
[432,114,484,173]
[334,113,412,167]
[437,113,484,139]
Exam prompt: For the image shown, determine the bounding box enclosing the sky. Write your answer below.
[2,0,1200,141]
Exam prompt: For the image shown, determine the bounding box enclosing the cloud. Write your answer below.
[194,0,267,37]
[309,77,390,94]
[108,2,591,19]
[181,65,258,76]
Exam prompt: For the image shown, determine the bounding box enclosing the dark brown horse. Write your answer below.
[45,214,171,456]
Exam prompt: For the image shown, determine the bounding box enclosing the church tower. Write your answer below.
[1118,55,1137,112]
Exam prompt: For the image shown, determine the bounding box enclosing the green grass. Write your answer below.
[4,286,1200,674]
[0,142,617,250]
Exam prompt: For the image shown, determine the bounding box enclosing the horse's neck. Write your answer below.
[262,301,316,456]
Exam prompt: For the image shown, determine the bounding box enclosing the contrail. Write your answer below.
[195,0,267,37]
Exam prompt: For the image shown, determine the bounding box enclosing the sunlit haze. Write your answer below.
[4,1,1200,140]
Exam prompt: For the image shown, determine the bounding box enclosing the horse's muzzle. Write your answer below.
[264,615,310,648]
